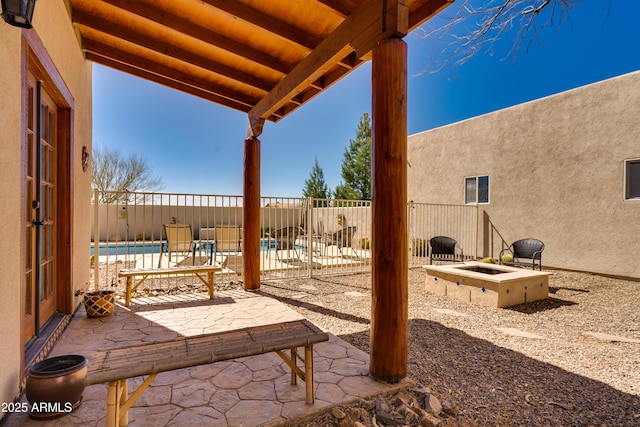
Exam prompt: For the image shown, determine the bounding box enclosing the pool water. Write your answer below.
[90,243,163,257]
[90,240,292,256]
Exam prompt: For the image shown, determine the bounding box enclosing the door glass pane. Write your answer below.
[25,269,33,315]
[27,86,34,131]
[39,264,46,302]
[47,262,54,296]
[26,228,32,270]
[45,224,53,257]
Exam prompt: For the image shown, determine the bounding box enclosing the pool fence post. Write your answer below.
[93,188,100,291]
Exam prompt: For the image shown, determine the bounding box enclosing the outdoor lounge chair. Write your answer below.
[159,223,196,267]
[323,226,358,258]
[428,236,464,264]
[499,238,544,270]
[213,225,242,264]
[267,227,302,261]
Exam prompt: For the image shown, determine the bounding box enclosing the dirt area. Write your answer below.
[95,264,640,425]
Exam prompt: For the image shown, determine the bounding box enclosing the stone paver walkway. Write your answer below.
[7,290,407,426]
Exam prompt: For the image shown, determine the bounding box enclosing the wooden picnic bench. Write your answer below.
[118,266,222,307]
[85,319,329,427]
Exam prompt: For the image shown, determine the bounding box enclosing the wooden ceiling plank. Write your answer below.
[73,10,275,92]
[82,37,261,107]
[200,0,322,50]
[408,0,453,28]
[249,0,408,134]
[316,0,353,17]
[97,0,295,75]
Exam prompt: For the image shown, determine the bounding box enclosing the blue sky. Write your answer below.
[92,0,640,197]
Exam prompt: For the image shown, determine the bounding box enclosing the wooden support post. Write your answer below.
[370,37,408,382]
[243,136,261,290]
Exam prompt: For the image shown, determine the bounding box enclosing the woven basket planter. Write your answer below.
[83,290,116,318]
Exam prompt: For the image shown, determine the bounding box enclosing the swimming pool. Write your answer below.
[90,242,163,257]
[90,240,291,256]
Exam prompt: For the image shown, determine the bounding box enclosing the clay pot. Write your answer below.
[25,354,88,418]
[83,290,116,317]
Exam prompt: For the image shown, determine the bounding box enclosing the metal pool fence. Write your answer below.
[91,190,477,294]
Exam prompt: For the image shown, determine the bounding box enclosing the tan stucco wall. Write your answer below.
[408,71,640,279]
[0,23,25,407]
[0,1,92,407]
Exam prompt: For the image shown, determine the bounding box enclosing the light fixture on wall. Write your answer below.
[1,0,36,28]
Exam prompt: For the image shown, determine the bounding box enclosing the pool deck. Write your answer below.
[95,244,371,275]
[6,290,406,427]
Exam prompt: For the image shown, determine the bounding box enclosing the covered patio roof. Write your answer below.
[63,0,453,383]
[66,0,450,134]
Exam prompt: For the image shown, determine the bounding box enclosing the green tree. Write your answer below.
[302,156,330,200]
[334,113,371,200]
[92,145,164,203]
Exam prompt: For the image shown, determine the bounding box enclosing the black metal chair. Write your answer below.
[428,236,464,264]
[323,226,358,258]
[499,238,544,270]
[267,227,302,261]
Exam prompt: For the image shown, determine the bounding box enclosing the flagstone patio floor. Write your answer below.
[6,289,407,427]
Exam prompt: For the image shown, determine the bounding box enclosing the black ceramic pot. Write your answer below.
[25,354,88,418]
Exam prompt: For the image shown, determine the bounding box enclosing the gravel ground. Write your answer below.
[97,264,640,425]
[256,269,640,426]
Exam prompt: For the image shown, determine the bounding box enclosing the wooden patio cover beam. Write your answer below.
[248,0,409,137]
[72,8,275,93]
[96,0,293,75]
[85,52,254,113]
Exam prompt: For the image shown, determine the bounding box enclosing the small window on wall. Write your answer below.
[625,159,640,200]
[465,175,490,204]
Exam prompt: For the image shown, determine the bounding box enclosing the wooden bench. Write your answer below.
[118,266,222,307]
[85,320,329,427]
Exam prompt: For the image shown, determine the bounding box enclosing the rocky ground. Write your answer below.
[257,269,640,426]
[100,264,640,426]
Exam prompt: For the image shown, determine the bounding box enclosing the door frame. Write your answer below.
[21,30,75,368]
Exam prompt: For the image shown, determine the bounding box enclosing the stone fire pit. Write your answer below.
[424,261,551,308]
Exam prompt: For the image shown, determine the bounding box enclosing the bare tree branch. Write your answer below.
[91,145,164,203]
[416,0,580,75]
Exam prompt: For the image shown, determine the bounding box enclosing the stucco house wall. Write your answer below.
[408,71,640,279]
[0,2,92,409]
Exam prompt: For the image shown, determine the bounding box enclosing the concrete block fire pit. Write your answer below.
[424,262,551,308]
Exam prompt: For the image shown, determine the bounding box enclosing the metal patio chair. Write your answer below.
[499,238,545,270]
[159,223,196,267]
[213,225,242,265]
[428,236,464,264]
[267,226,302,261]
[323,226,358,258]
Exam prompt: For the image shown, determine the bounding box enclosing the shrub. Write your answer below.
[136,233,149,241]
[501,254,514,263]
[359,237,370,249]
[481,257,498,264]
